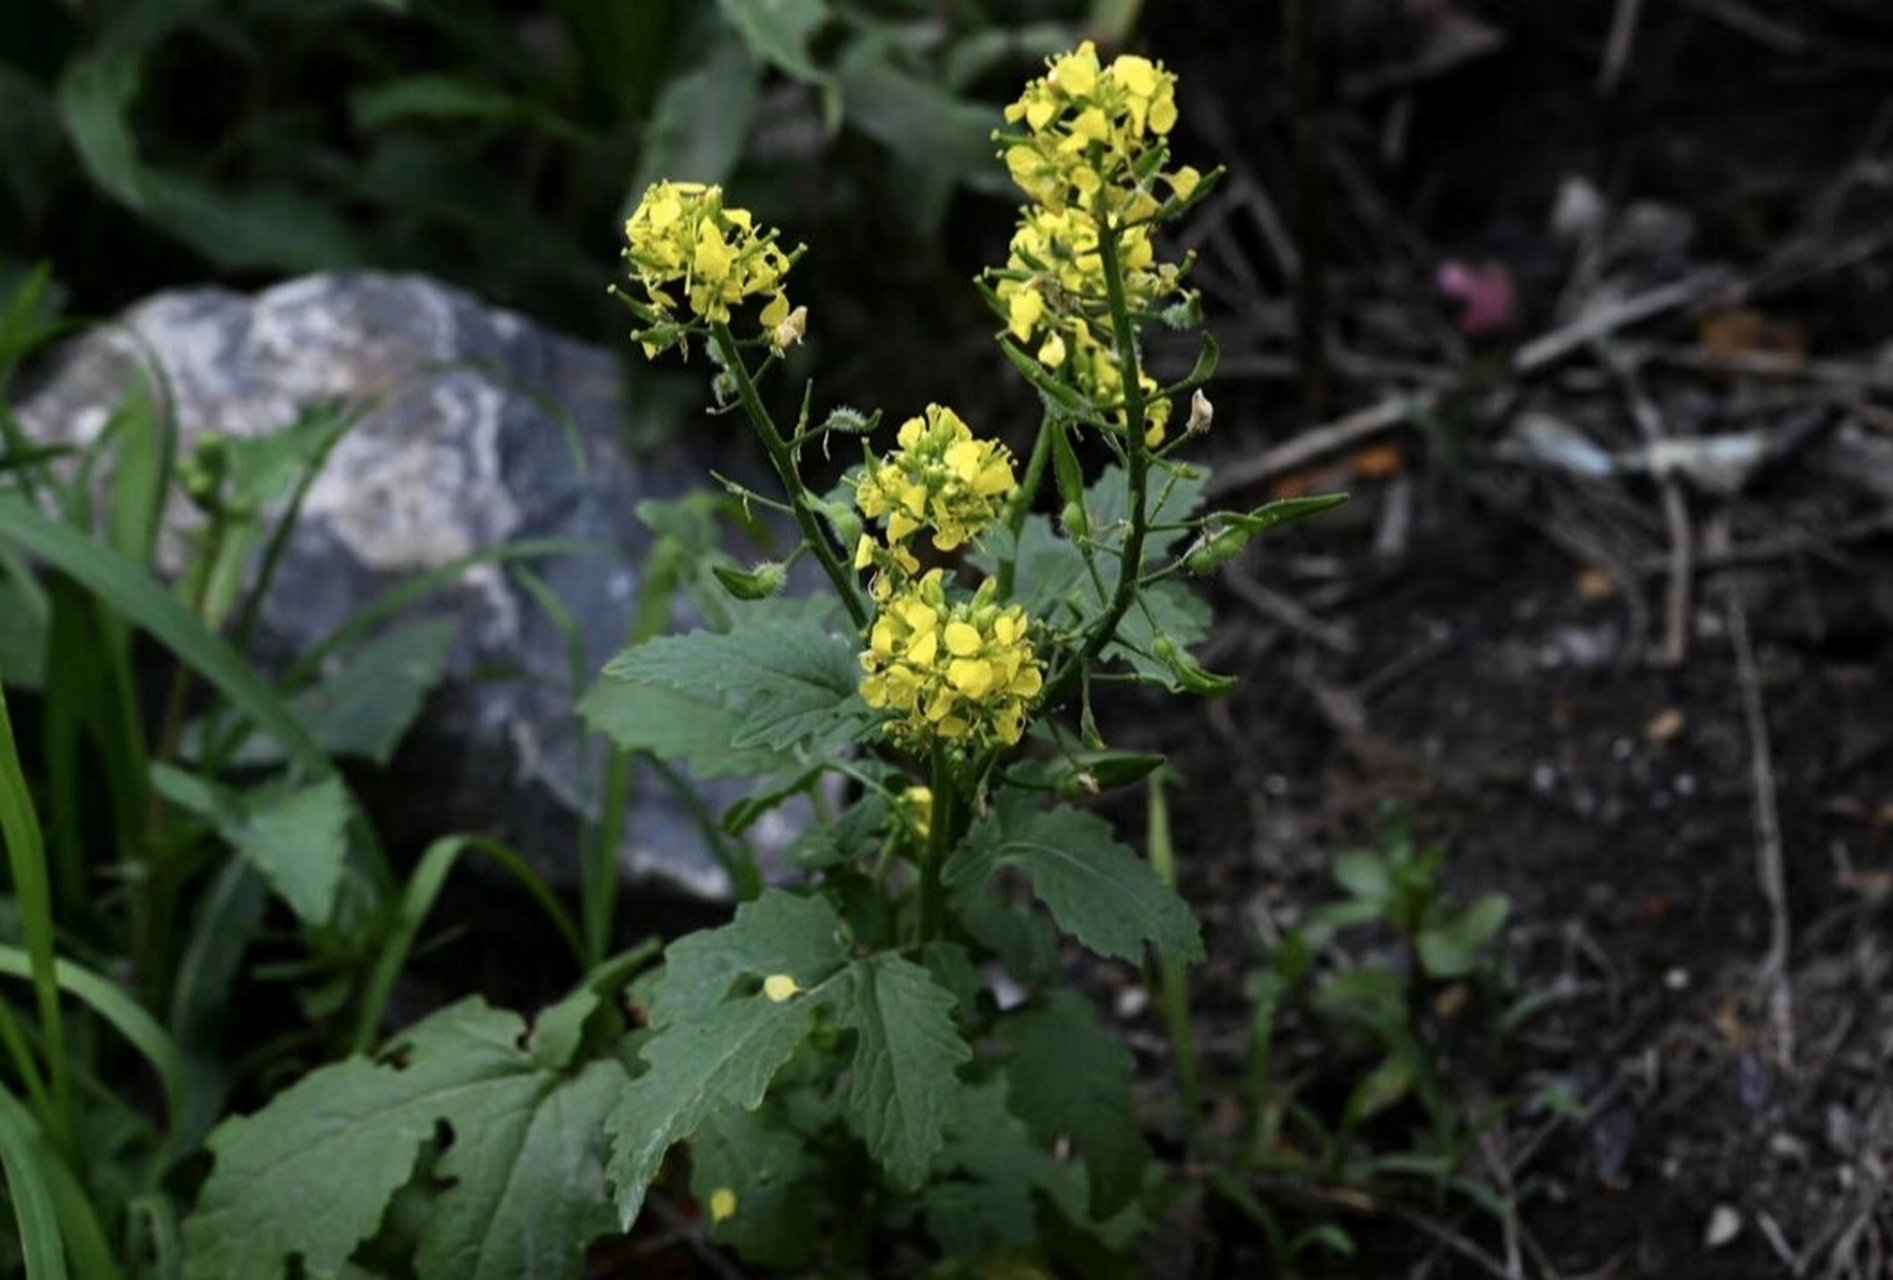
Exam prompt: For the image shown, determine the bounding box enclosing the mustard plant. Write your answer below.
[178,44,1344,1278]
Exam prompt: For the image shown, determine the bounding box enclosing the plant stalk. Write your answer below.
[997,411,1058,600]
[1041,216,1151,708]
[709,325,868,631]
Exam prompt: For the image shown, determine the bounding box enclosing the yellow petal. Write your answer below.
[709,1188,738,1223]
[944,621,982,657]
[762,974,801,1002]
[907,628,938,666]
[948,658,993,696]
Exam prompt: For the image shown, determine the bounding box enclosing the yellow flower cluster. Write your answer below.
[860,571,1043,750]
[622,181,795,337]
[1000,42,1200,221]
[994,207,1188,446]
[854,405,1017,553]
[985,44,1204,448]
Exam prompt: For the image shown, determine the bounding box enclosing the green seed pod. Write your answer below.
[712,561,788,600]
[1060,501,1088,539]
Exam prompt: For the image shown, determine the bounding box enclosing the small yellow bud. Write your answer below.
[762,974,802,1003]
[708,1187,738,1223]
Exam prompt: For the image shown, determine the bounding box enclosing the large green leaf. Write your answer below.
[151,768,349,926]
[184,1000,622,1280]
[590,597,867,760]
[689,1105,817,1269]
[646,890,849,1027]
[577,679,795,780]
[1001,991,1149,1215]
[946,795,1203,965]
[605,992,822,1228]
[834,954,969,1188]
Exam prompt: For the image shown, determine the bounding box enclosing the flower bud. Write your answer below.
[709,1188,738,1223]
[1060,501,1088,539]
[712,561,788,600]
[762,974,802,1003]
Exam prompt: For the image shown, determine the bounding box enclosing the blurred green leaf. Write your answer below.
[152,768,350,926]
[716,0,839,124]
[633,33,761,200]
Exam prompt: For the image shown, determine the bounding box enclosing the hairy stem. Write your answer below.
[710,325,868,631]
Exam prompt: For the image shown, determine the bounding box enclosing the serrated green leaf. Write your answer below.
[151,768,348,925]
[293,621,456,765]
[647,890,849,1027]
[689,1105,817,1268]
[184,999,623,1280]
[578,678,796,779]
[595,598,866,757]
[1002,991,1149,1215]
[605,993,821,1228]
[836,954,969,1188]
[946,796,1202,966]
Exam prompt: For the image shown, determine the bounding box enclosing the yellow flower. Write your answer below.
[859,571,1044,752]
[762,974,802,1003]
[708,1188,738,1224]
[995,42,1191,220]
[854,405,1017,553]
[898,786,933,841]
[622,181,797,341]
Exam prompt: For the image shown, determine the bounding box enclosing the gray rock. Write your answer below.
[16,271,787,900]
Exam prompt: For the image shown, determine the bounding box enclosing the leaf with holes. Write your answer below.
[183,999,622,1280]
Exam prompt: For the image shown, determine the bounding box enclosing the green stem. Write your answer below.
[1146,774,1203,1151]
[1041,217,1151,708]
[917,749,955,945]
[709,325,868,631]
[997,412,1057,600]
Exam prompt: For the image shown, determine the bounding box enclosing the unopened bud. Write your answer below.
[712,561,787,600]
[1060,501,1088,539]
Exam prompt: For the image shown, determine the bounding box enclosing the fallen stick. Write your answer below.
[1715,517,1795,1071]
[1206,390,1439,498]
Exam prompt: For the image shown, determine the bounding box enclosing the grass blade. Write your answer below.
[0,946,186,1131]
[0,668,73,1153]
[352,835,584,1053]
[0,495,330,778]
[0,1085,69,1280]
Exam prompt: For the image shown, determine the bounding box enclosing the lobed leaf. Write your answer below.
[184,1000,623,1280]
[946,795,1203,966]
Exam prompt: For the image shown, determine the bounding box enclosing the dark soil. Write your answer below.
[1073,1,1893,1276]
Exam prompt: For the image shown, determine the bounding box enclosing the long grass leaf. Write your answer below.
[0,669,73,1151]
[352,835,583,1053]
[0,495,329,777]
[0,946,186,1131]
[0,1085,69,1280]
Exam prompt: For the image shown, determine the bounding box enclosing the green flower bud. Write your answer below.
[712,561,788,600]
